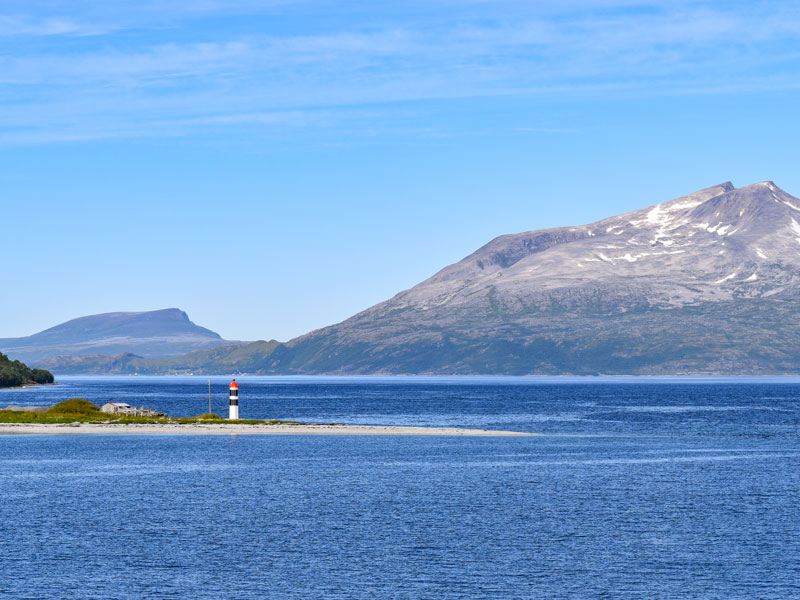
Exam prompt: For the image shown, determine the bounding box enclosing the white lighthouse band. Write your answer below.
[229,378,239,420]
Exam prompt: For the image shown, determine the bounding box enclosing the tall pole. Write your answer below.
[208,379,211,414]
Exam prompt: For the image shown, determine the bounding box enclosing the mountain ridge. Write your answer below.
[31,180,800,375]
[266,179,800,374]
[0,309,237,363]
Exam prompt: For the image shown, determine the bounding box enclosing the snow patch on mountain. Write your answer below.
[790,219,800,241]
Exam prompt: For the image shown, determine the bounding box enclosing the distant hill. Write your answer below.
[0,309,237,363]
[36,341,280,375]
[0,352,53,387]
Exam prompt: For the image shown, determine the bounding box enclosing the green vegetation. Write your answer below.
[0,410,97,424]
[0,352,54,388]
[0,398,102,423]
[0,398,302,426]
[47,398,101,415]
[38,339,283,376]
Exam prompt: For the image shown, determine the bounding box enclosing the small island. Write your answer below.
[0,352,54,388]
[0,398,531,436]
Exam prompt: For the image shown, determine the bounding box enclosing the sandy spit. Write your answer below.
[0,422,534,436]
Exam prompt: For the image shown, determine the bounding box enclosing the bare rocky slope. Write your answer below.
[261,181,800,374]
[39,181,800,375]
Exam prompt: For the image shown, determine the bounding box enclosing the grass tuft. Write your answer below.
[47,398,101,415]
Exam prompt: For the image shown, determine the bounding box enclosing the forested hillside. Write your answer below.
[0,352,54,387]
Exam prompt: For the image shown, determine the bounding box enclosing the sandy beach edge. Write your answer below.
[0,422,535,436]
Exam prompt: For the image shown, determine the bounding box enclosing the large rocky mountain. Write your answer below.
[37,181,800,375]
[264,180,800,375]
[0,309,234,363]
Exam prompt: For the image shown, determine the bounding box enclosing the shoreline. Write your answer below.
[0,382,62,390]
[0,422,534,436]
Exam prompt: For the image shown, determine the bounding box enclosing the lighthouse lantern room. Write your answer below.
[228,379,239,420]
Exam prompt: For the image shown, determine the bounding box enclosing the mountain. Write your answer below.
[264,180,800,375]
[34,181,800,375]
[0,309,235,363]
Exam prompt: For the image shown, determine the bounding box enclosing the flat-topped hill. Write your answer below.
[0,309,235,363]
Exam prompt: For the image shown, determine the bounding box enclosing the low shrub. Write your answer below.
[47,398,101,415]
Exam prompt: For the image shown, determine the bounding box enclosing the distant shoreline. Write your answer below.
[0,422,533,436]
[0,382,61,390]
[46,374,800,384]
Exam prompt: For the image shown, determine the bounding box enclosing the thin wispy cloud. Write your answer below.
[1,1,800,143]
[0,15,115,37]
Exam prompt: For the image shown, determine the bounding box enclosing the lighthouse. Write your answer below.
[228,378,239,420]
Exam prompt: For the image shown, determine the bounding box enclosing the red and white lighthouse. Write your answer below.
[228,378,239,420]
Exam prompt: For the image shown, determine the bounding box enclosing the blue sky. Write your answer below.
[2,0,800,341]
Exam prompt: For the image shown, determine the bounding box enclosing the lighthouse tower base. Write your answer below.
[229,405,239,420]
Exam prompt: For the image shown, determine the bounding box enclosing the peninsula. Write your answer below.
[0,352,53,388]
[0,399,529,436]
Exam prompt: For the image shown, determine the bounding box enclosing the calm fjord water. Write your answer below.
[1,377,799,599]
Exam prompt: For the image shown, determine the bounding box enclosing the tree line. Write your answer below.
[0,352,54,387]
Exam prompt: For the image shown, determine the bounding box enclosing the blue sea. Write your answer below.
[1,376,799,599]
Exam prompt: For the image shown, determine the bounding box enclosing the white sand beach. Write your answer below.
[0,422,533,436]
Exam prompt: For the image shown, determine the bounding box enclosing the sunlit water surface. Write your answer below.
[1,377,799,599]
